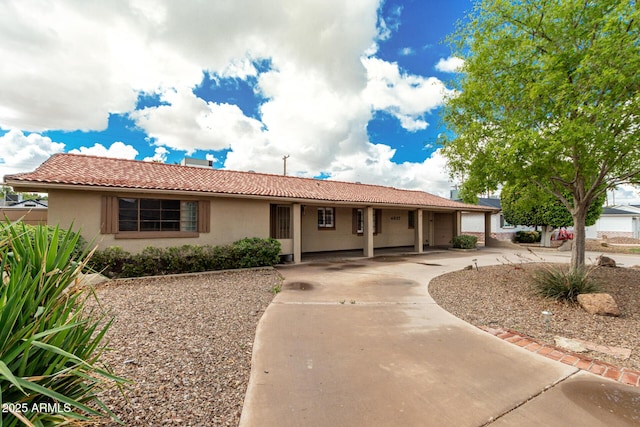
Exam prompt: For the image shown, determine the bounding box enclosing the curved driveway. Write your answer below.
[241,248,640,426]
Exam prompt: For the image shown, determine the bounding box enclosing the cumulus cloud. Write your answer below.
[69,141,139,159]
[0,0,463,199]
[435,56,464,73]
[330,147,453,197]
[143,146,170,163]
[363,57,453,131]
[130,87,265,155]
[0,129,65,178]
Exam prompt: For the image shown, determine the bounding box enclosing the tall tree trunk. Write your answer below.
[571,205,588,271]
[540,225,552,247]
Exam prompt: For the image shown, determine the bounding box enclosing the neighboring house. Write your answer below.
[459,197,530,242]
[0,198,48,225]
[4,153,496,262]
[586,206,640,239]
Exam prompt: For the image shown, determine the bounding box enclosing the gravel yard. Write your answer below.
[87,242,639,425]
[91,269,280,426]
[429,260,640,372]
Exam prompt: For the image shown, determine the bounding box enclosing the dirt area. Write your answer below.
[429,260,640,372]
[586,237,640,254]
[90,269,280,427]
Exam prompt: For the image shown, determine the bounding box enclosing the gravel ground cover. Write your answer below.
[429,256,640,372]
[90,269,280,426]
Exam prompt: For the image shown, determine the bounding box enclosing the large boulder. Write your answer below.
[577,293,620,317]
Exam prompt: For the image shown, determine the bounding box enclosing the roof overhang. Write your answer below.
[4,179,496,213]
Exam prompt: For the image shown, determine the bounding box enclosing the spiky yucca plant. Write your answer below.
[0,222,126,426]
[533,264,600,302]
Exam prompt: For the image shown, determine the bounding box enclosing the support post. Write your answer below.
[364,207,374,258]
[293,203,302,263]
[414,209,423,253]
[484,211,492,246]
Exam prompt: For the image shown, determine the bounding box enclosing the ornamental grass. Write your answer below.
[0,222,126,426]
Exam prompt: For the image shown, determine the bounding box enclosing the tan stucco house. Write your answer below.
[4,153,496,262]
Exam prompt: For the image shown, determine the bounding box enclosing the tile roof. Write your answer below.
[4,153,491,211]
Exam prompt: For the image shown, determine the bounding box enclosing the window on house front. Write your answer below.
[101,196,209,237]
[355,209,364,234]
[352,208,382,234]
[270,204,292,239]
[408,211,415,229]
[317,207,335,229]
[118,198,198,232]
[500,214,514,229]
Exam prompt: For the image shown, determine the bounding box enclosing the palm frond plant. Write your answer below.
[0,221,127,426]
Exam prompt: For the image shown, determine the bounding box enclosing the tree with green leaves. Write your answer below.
[441,0,640,270]
[501,181,604,246]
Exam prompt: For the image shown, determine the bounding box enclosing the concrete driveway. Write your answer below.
[240,248,640,426]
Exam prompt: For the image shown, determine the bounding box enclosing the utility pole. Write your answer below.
[282,155,290,176]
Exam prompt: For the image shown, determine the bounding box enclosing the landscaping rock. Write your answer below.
[555,337,631,360]
[557,239,573,252]
[554,336,588,353]
[577,293,621,317]
[597,255,617,267]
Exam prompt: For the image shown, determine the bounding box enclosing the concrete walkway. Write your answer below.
[240,248,640,426]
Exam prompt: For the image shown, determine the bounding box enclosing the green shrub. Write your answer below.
[514,230,541,243]
[0,222,126,425]
[233,237,281,268]
[3,222,89,261]
[88,246,132,278]
[452,235,478,249]
[89,237,282,278]
[533,265,600,302]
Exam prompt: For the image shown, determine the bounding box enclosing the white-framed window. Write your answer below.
[317,207,335,229]
[355,209,364,234]
[352,208,381,234]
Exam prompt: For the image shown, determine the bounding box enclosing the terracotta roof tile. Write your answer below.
[4,153,490,211]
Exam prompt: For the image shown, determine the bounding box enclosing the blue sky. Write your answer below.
[0,0,637,203]
[0,0,474,198]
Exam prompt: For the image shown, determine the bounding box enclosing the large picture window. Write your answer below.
[101,196,209,237]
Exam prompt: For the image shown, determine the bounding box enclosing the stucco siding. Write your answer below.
[300,207,415,253]
[48,190,102,240]
[46,190,270,253]
[373,209,414,247]
[301,206,360,252]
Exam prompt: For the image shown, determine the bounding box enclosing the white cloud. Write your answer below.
[435,56,464,73]
[0,129,65,179]
[0,0,464,200]
[398,47,415,56]
[363,57,453,131]
[329,147,454,197]
[130,87,266,155]
[610,185,640,206]
[69,141,139,159]
[143,146,169,163]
